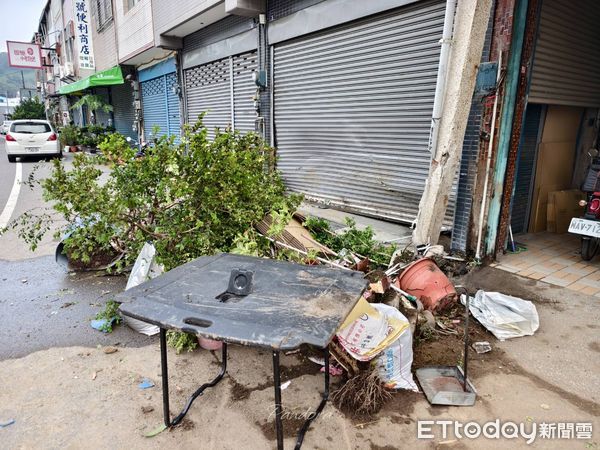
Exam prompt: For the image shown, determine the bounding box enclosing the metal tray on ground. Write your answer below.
[416,366,477,406]
[416,288,477,407]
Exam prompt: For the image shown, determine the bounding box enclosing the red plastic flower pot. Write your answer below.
[397,257,457,312]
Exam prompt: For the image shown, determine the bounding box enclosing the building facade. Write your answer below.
[41,0,573,260]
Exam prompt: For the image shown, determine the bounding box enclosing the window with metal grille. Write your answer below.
[91,0,113,29]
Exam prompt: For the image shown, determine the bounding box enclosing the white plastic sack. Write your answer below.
[462,290,539,341]
[123,243,164,336]
[371,304,418,392]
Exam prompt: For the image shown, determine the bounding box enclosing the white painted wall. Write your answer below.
[152,0,221,36]
[114,0,154,63]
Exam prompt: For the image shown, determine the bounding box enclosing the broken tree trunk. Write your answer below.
[413,0,493,247]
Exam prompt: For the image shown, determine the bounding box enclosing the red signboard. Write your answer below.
[6,41,43,69]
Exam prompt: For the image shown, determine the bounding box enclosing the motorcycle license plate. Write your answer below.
[568,218,600,238]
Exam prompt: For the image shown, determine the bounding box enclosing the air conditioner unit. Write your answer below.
[64,62,74,77]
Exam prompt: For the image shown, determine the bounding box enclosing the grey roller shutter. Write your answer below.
[185,57,231,138]
[529,0,600,107]
[273,0,446,223]
[233,51,257,133]
[184,51,258,136]
[111,83,136,140]
[94,88,111,126]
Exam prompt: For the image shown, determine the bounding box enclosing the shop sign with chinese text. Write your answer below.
[73,0,95,70]
[6,41,43,69]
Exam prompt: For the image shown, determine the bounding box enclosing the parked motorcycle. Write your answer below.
[125,136,149,158]
[569,148,600,260]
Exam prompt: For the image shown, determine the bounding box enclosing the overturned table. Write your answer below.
[118,253,366,449]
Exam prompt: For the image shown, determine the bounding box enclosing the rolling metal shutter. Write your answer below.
[511,104,543,234]
[111,83,136,140]
[166,73,181,140]
[185,57,231,138]
[141,73,181,142]
[233,52,257,133]
[529,0,600,107]
[94,88,111,127]
[273,0,446,223]
[141,76,169,141]
[184,51,257,137]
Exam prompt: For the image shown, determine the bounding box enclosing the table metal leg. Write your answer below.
[160,328,228,427]
[271,347,331,450]
[160,328,171,427]
[294,348,330,450]
[272,350,284,450]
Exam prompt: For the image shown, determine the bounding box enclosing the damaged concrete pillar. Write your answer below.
[413,0,492,247]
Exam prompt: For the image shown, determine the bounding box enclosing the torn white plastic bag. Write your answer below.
[371,303,419,392]
[462,290,539,341]
[124,243,164,336]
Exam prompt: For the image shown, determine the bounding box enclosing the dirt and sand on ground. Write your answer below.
[1,265,598,449]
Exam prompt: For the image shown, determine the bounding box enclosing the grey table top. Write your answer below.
[118,253,367,350]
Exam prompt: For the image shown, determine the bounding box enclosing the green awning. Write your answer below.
[58,66,125,95]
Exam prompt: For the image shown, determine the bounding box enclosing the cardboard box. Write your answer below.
[547,189,585,233]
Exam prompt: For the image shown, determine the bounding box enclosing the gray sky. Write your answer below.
[0,0,47,53]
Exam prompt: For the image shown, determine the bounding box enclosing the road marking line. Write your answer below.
[0,161,23,229]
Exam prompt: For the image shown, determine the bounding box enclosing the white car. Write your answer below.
[2,120,12,134]
[5,120,61,162]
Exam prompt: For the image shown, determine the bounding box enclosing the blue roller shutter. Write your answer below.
[139,58,181,142]
[166,73,181,139]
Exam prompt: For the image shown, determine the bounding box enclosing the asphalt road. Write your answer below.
[0,137,17,213]
[0,142,153,358]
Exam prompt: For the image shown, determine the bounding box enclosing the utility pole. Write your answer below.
[413,0,493,247]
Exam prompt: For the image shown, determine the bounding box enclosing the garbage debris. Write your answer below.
[198,336,223,351]
[321,365,344,376]
[0,419,15,428]
[123,243,163,336]
[328,340,361,377]
[397,258,457,312]
[144,423,167,438]
[424,245,445,258]
[369,276,390,294]
[336,297,409,362]
[102,346,118,354]
[90,318,117,333]
[472,341,492,354]
[461,291,539,340]
[256,213,336,256]
[138,378,155,389]
[371,303,418,392]
[281,381,291,390]
[308,355,345,376]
